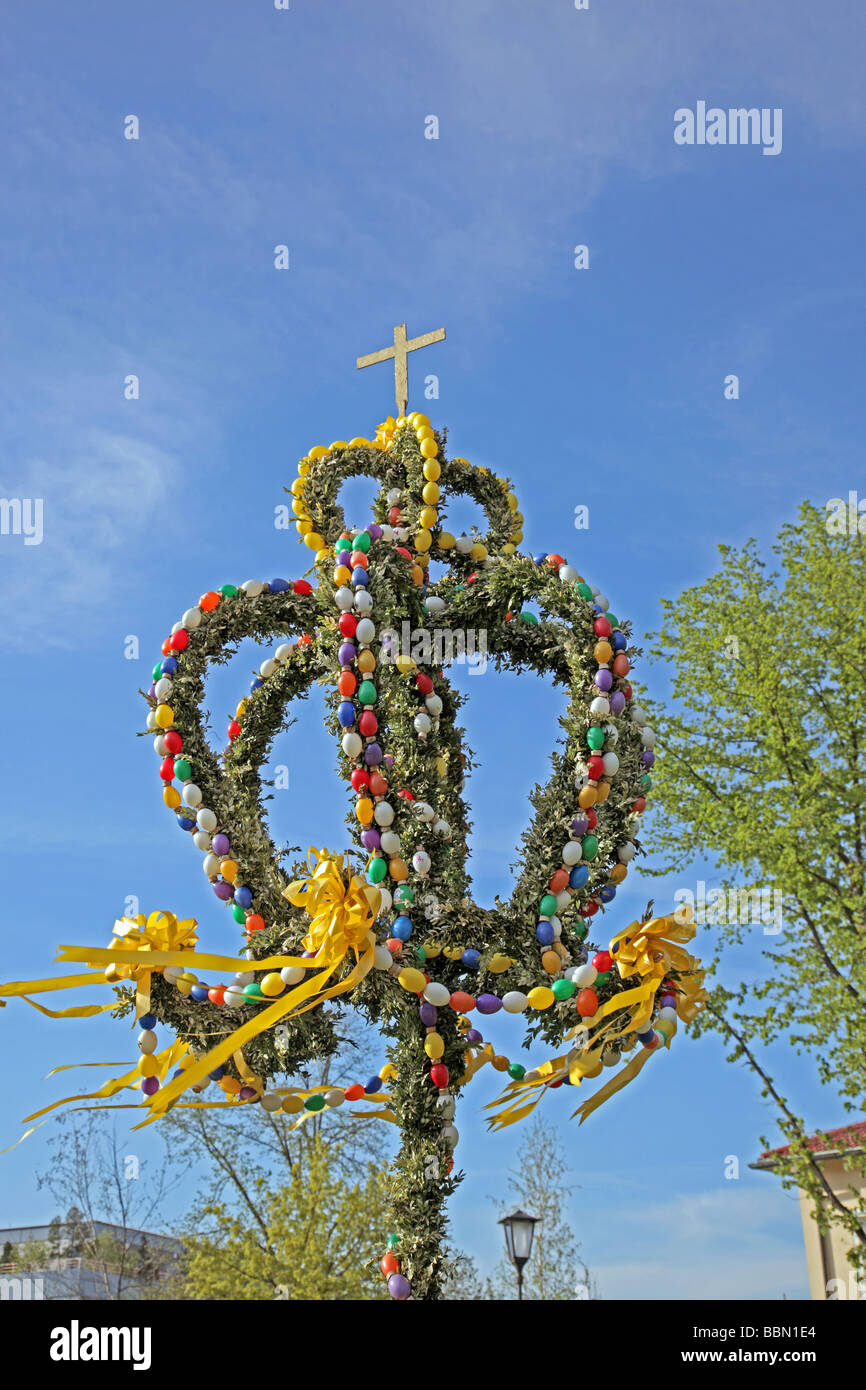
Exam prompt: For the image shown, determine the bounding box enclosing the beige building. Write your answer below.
[752,1121,866,1300]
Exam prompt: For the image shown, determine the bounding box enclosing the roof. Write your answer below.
[751,1121,866,1170]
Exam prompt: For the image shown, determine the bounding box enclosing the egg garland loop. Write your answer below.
[2,411,703,1303]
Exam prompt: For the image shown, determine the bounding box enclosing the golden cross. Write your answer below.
[356,322,446,417]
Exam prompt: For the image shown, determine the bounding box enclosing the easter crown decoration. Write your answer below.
[0,323,705,1301]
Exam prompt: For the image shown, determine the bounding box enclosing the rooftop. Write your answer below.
[752,1121,866,1170]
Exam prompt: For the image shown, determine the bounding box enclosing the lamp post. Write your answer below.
[498,1208,540,1300]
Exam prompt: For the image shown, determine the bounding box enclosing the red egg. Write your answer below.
[388,506,402,524]
[381,1252,400,1277]
[622,683,633,700]
[386,939,402,955]
[350,551,368,569]
[161,637,172,656]
[293,579,313,596]
[159,757,175,782]
[246,914,266,933]
[587,755,604,781]
[227,720,241,740]
[170,629,189,652]
[593,951,613,973]
[344,1083,364,1101]
[593,617,611,638]
[164,730,183,755]
[582,900,599,917]
[208,986,225,1005]
[577,988,598,1017]
[585,808,598,829]
[549,869,569,893]
[416,673,434,695]
[359,711,378,737]
[368,772,388,796]
[430,1064,449,1088]
[449,991,476,1013]
[351,768,370,792]
[612,653,630,677]
[396,547,412,562]
[338,613,357,637]
[631,796,646,813]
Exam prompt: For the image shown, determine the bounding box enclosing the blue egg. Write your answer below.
[599,885,616,903]
[269,577,289,592]
[209,1066,226,1081]
[171,1068,185,1079]
[234,886,253,909]
[190,985,210,1002]
[536,921,555,946]
[250,678,263,691]
[338,700,355,727]
[177,816,196,831]
[461,948,481,969]
[139,1013,157,1030]
[352,567,369,587]
[364,1075,381,1094]
[569,865,590,889]
[161,657,178,676]
[392,915,413,941]
[533,553,547,566]
[611,631,627,651]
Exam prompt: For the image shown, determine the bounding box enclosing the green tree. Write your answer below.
[487,1116,594,1300]
[162,1012,394,1300]
[644,501,866,1271]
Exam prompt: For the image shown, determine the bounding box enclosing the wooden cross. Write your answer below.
[356,322,446,417]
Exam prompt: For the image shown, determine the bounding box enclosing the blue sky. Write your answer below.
[1,0,864,1299]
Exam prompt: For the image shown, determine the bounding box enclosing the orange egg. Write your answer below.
[334,566,351,585]
[609,864,627,884]
[389,857,408,882]
[541,950,561,974]
[612,654,630,677]
[338,671,356,697]
[356,797,374,824]
[549,869,569,893]
[578,785,598,808]
[357,650,376,673]
[368,772,388,796]
[491,1055,509,1072]
[594,640,613,664]
[595,781,611,804]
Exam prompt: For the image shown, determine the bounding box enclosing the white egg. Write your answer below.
[153,735,167,756]
[374,801,394,827]
[412,801,435,822]
[203,853,220,877]
[562,840,583,866]
[280,965,306,986]
[196,808,218,833]
[241,580,265,598]
[335,587,354,610]
[182,783,203,807]
[146,710,158,732]
[386,488,402,506]
[354,590,374,614]
[261,1093,283,1112]
[425,695,443,717]
[414,713,432,735]
[259,658,276,679]
[412,851,431,876]
[433,819,451,839]
[602,751,619,776]
[424,982,451,1007]
[154,678,173,701]
[617,842,636,862]
[641,728,656,749]
[182,607,202,629]
[589,697,610,718]
[631,705,648,726]
[559,565,579,583]
[275,643,293,662]
[373,945,394,970]
[355,617,376,643]
[342,732,362,758]
[325,1088,345,1107]
[379,831,401,855]
[573,963,598,988]
[502,991,528,1013]
[137,1029,158,1054]
[193,830,212,851]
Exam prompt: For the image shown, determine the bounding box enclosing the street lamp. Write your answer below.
[498,1208,540,1300]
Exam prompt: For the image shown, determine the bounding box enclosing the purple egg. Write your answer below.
[212,833,231,857]
[571,816,589,835]
[239,1086,257,1100]
[419,1002,438,1026]
[609,691,626,715]
[364,742,383,765]
[361,827,381,850]
[476,993,502,1015]
[388,1273,412,1300]
[465,1028,483,1043]
[148,683,157,699]
[338,642,357,665]
[368,523,383,540]
[214,881,234,900]
[302,949,316,958]
[141,1076,160,1096]
[594,668,613,692]
[642,750,655,767]
[660,993,677,1009]
[384,754,394,768]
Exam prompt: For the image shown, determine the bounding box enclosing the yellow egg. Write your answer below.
[304,532,325,550]
[296,519,312,535]
[419,506,438,529]
[219,859,238,882]
[511,530,523,544]
[491,1054,509,1072]
[290,479,304,496]
[308,445,329,460]
[487,953,513,974]
[235,699,248,718]
[470,542,487,562]
[221,1076,242,1095]
[413,413,430,428]
[357,649,376,673]
[260,973,285,997]
[610,863,627,884]
[424,1033,444,1059]
[163,786,181,809]
[348,436,370,449]
[415,529,432,552]
[435,755,448,777]
[422,481,440,505]
[424,944,442,959]
[176,971,197,997]
[412,565,425,586]
[443,946,464,961]
[334,566,351,585]
[595,781,610,804]
[437,531,455,550]
[398,967,426,993]
[506,493,518,512]
[594,640,612,663]
[502,543,516,555]
[298,460,310,476]
[541,950,561,975]
[415,426,434,441]
[420,438,438,459]
[138,1055,159,1078]
[356,797,374,825]
[282,1094,304,1114]
[578,785,598,808]
[155,703,174,729]
[527,986,555,1010]
[423,460,441,482]
[292,500,308,517]
[380,1062,397,1081]
[395,654,416,674]
[331,441,348,451]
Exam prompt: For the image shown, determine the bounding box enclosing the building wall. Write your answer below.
[798,1158,865,1300]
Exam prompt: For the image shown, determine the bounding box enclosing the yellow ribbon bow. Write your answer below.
[286,847,380,962]
[105,911,198,1020]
